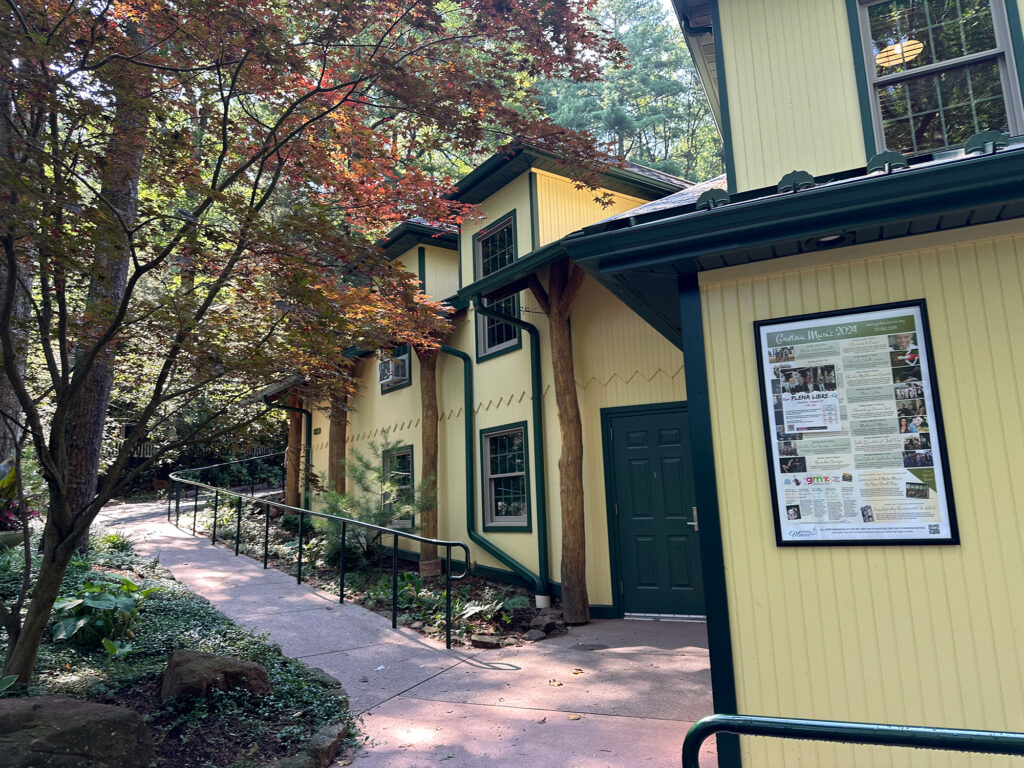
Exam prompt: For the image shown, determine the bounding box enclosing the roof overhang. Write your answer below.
[377,220,457,260]
[670,1,721,133]
[448,142,689,205]
[566,147,1024,348]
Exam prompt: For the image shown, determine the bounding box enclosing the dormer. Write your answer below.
[672,0,1024,193]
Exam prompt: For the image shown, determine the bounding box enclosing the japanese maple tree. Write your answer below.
[0,0,618,681]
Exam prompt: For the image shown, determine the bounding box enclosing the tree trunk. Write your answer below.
[547,262,589,624]
[328,397,348,495]
[416,347,441,576]
[3,56,151,680]
[2,528,78,680]
[284,393,303,508]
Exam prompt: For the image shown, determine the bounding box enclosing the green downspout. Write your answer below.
[439,344,544,595]
[471,297,550,596]
[263,395,312,511]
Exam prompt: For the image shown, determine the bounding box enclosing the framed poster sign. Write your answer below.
[754,300,958,546]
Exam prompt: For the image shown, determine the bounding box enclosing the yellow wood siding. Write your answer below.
[533,169,648,247]
[309,403,331,492]
[718,0,866,192]
[422,244,459,301]
[460,172,532,286]
[700,220,1024,767]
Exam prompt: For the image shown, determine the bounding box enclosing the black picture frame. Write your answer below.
[754,299,959,547]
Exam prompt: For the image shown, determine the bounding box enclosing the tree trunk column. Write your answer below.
[284,393,303,508]
[547,263,589,624]
[328,397,348,495]
[417,347,441,576]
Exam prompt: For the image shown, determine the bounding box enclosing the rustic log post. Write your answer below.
[417,347,442,576]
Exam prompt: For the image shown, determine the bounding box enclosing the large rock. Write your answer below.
[161,649,271,703]
[0,695,155,768]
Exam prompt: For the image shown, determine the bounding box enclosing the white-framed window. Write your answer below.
[481,423,530,530]
[856,0,1023,154]
[383,445,414,528]
[474,213,520,358]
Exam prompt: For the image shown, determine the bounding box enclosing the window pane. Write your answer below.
[974,96,1009,132]
[492,476,526,518]
[878,82,910,119]
[869,0,996,76]
[943,104,976,144]
[883,116,915,153]
[489,430,525,475]
[906,75,939,112]
[913,110,944,150]
[484,295,517,351]
[479,221,514,277]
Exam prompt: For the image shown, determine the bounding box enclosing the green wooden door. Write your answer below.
[606,406,705,616]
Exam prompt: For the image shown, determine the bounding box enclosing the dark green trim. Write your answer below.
[472,209,518,283]
[710,0,737,195]
[567,148,1024,275]
[845,0,879,160]
[380,345,412,394]
[678,273,740,768]
[600,400,688,619]
[474,295,524,363]
[377,221,457,261]
[588,605,618,620]
[471,562,536,591]
[472,298,550,592]
[439,345,545,594]
[457,234,463,291]
[383,443,415,528]
[480,421,533,533]
[472,210,523,360]
[458,240,566,304]
[417,246,426,292]
[1005,0,1024,97]
[529,171,540,252]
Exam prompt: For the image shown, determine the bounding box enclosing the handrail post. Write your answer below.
[297,510,304,584]
[392,532,399,629]
[166,485,171,522]
[338,521,347,603]
[234,496,242,556]
[445,545,452,649]
[174,482,181,526]
[263,502,270,569]
[211,489,219,544]
[192,486,199,535]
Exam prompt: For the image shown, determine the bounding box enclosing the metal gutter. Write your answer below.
[472,297,551,596]
[438,344,545,595]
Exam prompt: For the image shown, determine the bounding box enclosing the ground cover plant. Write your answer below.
[0,528,352,767]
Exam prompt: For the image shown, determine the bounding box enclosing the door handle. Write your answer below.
[687,506,699,531]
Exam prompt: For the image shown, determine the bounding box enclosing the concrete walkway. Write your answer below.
[98,500,717,767]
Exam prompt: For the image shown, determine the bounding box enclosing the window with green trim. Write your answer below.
[383,445,414,528]
[474,215,520,357]
[482,425,529,528]
[857,0,1022,154]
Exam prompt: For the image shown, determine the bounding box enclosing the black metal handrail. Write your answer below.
[167,456,471,649]
[682,714,1024,767]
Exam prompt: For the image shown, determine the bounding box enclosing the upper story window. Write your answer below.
[858,0,1023,154]
[474,213,520,359]
[379,344,411,393]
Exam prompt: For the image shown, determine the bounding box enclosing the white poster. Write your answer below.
[757,303,957,545]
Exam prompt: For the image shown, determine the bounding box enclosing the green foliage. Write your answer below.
[316,438,436,561]
[537,0,724,181]
[0,674,17,692]
[462,587,532,627]
[52,577,160,656]
[98,530,135,553]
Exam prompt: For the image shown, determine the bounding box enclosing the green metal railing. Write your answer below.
[167,455,471,649]
[682,714,1024,767]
